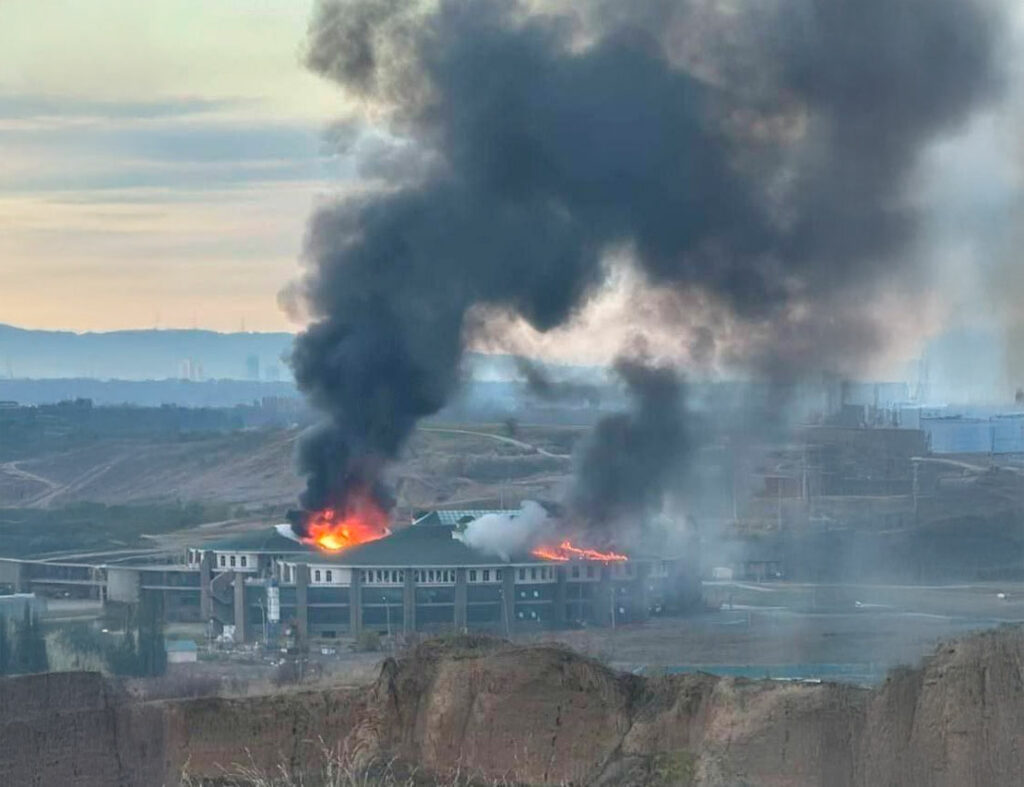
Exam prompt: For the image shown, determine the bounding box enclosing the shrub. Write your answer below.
[353,630,381,653]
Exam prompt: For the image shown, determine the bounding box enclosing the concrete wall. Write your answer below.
[105,567,140,604]
[0,560,25,592]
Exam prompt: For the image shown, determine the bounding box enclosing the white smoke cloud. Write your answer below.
[276,522,303,542]
[457,501,553,561]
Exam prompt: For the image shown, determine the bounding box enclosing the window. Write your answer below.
[240,556,247,567]
[314,570,321,582]
[219,555,226,567]
[429,570,435,583]
[483,569,490,582]
[469,570,477,582]
[530,567,537,580]
[586,565,595,578]
[413,570,420,581]
[398,571,405,582]
[518,568,525,581]
[495,569,502,580]
[230,555,236,567]
[571,565,580,579]
[325,570,333,583]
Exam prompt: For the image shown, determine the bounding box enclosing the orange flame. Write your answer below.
[303,498,390,553]
[531,540,628,562]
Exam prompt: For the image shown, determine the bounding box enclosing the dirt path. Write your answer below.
[418,426,571,459]
[26,455,126,508]
[0,460,61,492]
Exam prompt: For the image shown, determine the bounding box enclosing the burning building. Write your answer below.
[180,510,697,643]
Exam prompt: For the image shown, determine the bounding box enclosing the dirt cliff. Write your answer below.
[3,627,1024,785]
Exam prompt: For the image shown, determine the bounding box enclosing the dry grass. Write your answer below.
[177,739,539,787]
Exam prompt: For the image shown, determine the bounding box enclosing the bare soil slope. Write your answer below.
[5,627,1024,785]
[0,425,578,512]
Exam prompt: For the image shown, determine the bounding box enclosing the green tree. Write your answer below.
[104,632,140,676]
[135,592,167,677]
[104,593,167,677]
[13,606,48,674]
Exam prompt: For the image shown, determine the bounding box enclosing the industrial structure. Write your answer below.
[0,510,697,644]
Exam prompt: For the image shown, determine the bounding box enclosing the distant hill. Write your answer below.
[0,324,610,383]
[0,377,303,407]
[0,324,294,380]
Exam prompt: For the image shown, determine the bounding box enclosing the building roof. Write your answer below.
[203,527,313,555]
[412,509,511,528]
[303,524,524,567]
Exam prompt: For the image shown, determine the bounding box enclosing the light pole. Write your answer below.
[256,597,268,647]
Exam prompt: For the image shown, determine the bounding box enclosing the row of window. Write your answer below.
[185,550,255,570]
[517,566,557,582]
[279,561,667,585]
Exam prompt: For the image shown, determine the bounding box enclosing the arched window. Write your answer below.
[314,569,321,582]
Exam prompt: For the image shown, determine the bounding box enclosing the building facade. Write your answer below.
[0,511,699,644]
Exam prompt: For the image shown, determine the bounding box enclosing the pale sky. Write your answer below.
[2,0,1023,378]
[0,0,350,332]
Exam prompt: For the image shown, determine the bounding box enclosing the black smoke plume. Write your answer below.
[287,0,1003,516]
[568,358,688,540]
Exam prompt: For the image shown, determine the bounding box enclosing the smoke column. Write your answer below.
[568,358,688,540]
[286,0,1003,515]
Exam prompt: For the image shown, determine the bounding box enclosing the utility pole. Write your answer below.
[609,578,616,631]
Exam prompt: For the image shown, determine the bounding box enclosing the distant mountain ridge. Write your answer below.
[0,324,295,381]
[0,324,607,384]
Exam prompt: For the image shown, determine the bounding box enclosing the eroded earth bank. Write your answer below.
[3,628,1024,786]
